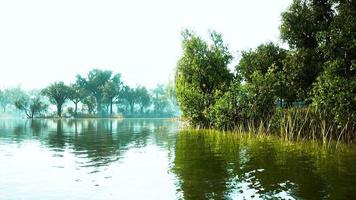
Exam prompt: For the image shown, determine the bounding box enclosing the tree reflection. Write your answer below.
[173,131,230,200]
[172,131,341,199]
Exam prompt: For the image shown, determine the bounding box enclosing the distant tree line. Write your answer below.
[175,0,355,142]
[0,69,179,118]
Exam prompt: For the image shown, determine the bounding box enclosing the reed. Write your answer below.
[201,107,355,145]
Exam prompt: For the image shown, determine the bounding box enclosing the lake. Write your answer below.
[0,119,355,199]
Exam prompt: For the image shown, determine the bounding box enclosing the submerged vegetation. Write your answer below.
[0,69,179,119]
[175,0,355,143]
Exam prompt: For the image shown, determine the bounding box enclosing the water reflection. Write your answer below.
[172,130,356,200]
[0,119,178,171]
[0,119,356,199]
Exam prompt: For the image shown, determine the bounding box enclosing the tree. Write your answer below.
[42,82,70,117]
[280,0,333,49]
[280,0,333,100]
[238,42,287,82]
[15,95,48,118]
[0,87,25,113]
[237,43,295,105]
[175,30,233,127]
[82,96,96,114]
[76,69,113,115]
[135,86,151,114]
[121,86,139,115]
[151,84,177,117]
[152,84,169,115]
[103,73,123,115]
[0,89,5,112]
[68,83,87,117]
[312,61,356,128]
[311,0,356,130]
[0,89,11,112]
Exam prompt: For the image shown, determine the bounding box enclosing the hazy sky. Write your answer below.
[0,0,291,90]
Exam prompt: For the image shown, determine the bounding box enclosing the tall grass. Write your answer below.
[207,108,355,146]
[263,108,355,145]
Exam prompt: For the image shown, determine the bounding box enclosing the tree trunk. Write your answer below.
[57,104,62,117]
[24,109,31,118]
[74,102,78,117]
[110,100,113,115]
[130,102,134,115]
[96,99,102,116]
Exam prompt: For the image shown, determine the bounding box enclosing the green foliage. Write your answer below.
[135,86,151,114]
[246,70,278,120]
[15,93,48,118]
[42,82,70,117]
[238,42,287,82]
[68,83,87,116]
[151,84,175,117]
[120,86,139,115]
[103,73,123,115]
[237,42,298,104]
[280,0,333,49]
[175,30,233,127]
[280,0,333,100]
[0,89,9,112]
[176,83,207,126]
[175,0,355,142]
[82,96,96,114]
[76,69,114,114]
[209,82,246,130]
[282,49,323,100]
[309,0,355,129]
[0,87,26,113]
[311,61,356,129]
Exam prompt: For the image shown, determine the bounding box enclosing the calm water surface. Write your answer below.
[0,119,356,200]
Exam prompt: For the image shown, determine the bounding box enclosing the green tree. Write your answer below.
[175,30,233,127]
[103,73,123,115]
[209,81,248,130]
[82,96,96,114]
[0,87,25,113]
[311,0,356,130]
[246,70,278,120]
[238,42,287,82]
[237,43,294,105]
[68,83,87,117]
[0,89,6,112]
[280,0,333,50]
[135,86,151,114]
[311,61,356,129]
[152,84,171,116]
[76,69,113,114]
[317,0,355,129]
[121,86,139,115]
[15,95,48,118]
[42,82,70,117]
[280,0,333,100]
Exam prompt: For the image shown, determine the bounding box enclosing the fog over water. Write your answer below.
[0,0,291,90]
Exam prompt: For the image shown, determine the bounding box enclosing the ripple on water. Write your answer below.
[1,119,356,200]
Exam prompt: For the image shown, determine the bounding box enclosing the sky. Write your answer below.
[0,0,291,90]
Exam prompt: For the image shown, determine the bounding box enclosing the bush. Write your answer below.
[311,61,356,132]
